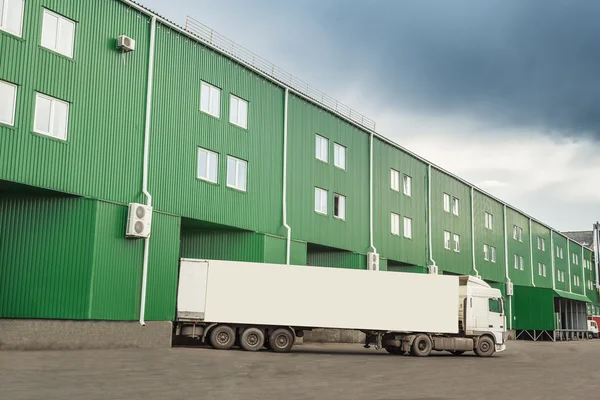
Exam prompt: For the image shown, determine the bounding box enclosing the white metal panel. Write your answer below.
[181,259,459,334]
[177,260,209,320]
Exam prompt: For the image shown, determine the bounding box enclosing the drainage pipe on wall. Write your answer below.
[282,88,291,265]
[503,205,512,329]
[529,219,535,287]
[567,239,572,292]
[140,16,157,326]
[470,187,479,278]
[427,164,436,268]
[594,222,600,289]
[550,232,556,290]
[369,132,377,256]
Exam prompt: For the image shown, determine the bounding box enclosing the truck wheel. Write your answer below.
[239,327,265,351]
[209,325,236,350]
[269,328,294,353]
[450,351,465,356]
[385,347,405,355]
[411,334,432,357]
[475,336,495,357]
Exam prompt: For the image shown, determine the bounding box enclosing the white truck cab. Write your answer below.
[588,320,599,339]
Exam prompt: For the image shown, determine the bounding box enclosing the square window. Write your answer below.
[403,175,412,197]
[315,134,328,162]
[315,187,328,215]
[444,231,451,249]
[334,193,346,220]
[0,0,24,37]
[443,193,451,212]
[334,143,346,170]
[200,81,221,117]
[491,246,496,263]
[453,234,460,252]
[34,93,69,140]
[226,156,247,191]
[452,197,459,216]
[391,169,400,192]
[403,217,412,239]
[0,79,17,126]
[229,95,248,128]
[197,147,218,183]
[41,9,76,58]
[484,244,489,261]
[391,213,400,236]
[485,212,493,230]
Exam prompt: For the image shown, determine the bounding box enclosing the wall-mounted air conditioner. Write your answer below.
[367,252,379,271]
[126,203,152,238]
[506,281,514,296]
[428,265,439,275]
[117,35,136,52]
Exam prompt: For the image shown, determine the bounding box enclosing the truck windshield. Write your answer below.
[489,298,502,313]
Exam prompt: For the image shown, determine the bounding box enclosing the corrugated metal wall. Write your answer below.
[553,233,569,292]
[180,230,266,262]
[473,191,506,282]
[506,209,533,286]
[513,286,555,331]
[307,251,366,270]
[531,221,553,288]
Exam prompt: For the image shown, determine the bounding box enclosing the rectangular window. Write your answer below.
[541,238,545,251]
[543,264,546,277]
[453,234,460,252]
[391,169,400,191]
[334,193,346,220]
[403,175,412,197]
[452,197,459,216]
[444,231,451,250]
[519,256,524,271]
[197,147,218,183]
[200,81,221,118]
[518,227,523,242]
[489,298,502,313]
[391,213,400,236]
[315,187,328,215]
[484,244,489,261]
[556,245,560,257]
[513,225,518,240]
[443,193,451,212]
[538,262,542,275]
[34,93,69,140]
[333,143,346,170]
[0,79,17,126]
[514,255,519,270]
[485,212,493,230]
[229,95,248,128]
[537,237,541,250]
[226,156,247,191]
[0,0,24,37]
[491,246,496,263]
[403,217,412,239]
[315,134,328,163]
[41,9,76,58]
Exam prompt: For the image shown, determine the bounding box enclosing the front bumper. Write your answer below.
[496,343,506,353]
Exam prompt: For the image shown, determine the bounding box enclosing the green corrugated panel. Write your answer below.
[552,233,569,292]
[179,230,265,262]
[554,290,591,303]
[307,251,366,270]
[388,265,428,274]
[568,241,585,295]
[0,0,149,205]
[263,235,307,265]
[0,196,96,319]
[506,209,533,286]
[512,286,555,330]
[379,257,388,272]
[530,221,553,288]
[473,191,505,282]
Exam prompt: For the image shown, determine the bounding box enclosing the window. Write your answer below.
[443,193,451,212]
[518,227,523,242]
[452,197,459,216]
[200,81,221,117]
[484,244,489,261]
[197,147,218,183]
[572,253,578,265]
[0,79,17,126]
[0,0,24,37]
[391,169,400,191]
[489,298,502,313]
[543,264,546,277]
[226,156,247,191]
[444,231,451,250]
[333,193,346,220]
[403,217,412,239]
[538,262,542,275]
[41,9,76,58]
[541,238,545,251]
[391,213,400,236]
[314,187,328,215]
[403,175,412,197]
[519,256,524,271]
[513,225,518,240]
[515,255,519,270]
[453,234,460,252]
[485,212,493,230]
[491,246,496,263]
[315,134,328,163]
[229,95,248,128]
[334,143,346,170]
[34,93,69,140]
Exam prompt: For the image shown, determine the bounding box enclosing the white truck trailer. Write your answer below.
[175,259,507,357]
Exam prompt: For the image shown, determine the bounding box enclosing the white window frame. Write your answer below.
[443,193,451,212]
[33,92,69,140]
[0,0,25,37]
[333,143,346,170]
[538,262,542,275]
[515,255,519,270]
[403,174,412,197]
[333,193,346,220]
[229,94,248,129]
[519,256,524,271]
[518,227,523,242]
[485,212,493,230]
[226,155,247,192]
[0,79,17,126]
[391,213,400,236]
[513,225,518,240]
[197,147,219,183]
[484,244,489,261]
[537,237,541,250]
[41,9,76,59]
[200,81,221,118]
[541,238,545,251]
[444,231,451,250]
[314,187,328,215]
[453,234,460,253]
[391,169,400,192]
[543,264,547,277]
[452,197,459,216]
[403,217,412,239]
[315,134,329,163]
[491,246,496,263]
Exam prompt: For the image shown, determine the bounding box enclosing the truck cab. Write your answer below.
[588,320,599,339]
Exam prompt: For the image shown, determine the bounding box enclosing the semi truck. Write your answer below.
[174,259,507,357]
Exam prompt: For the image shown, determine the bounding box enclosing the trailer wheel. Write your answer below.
[475,336,495,357]
[269,328,294,353]
[209,325,236,350]
[411,334,432,357]
[239,327,265,352]
[385,347,405,355]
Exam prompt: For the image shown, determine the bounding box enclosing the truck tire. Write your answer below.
[475,336,495,357]
[411,334,432,357]
[209,325,236,350]
[385,347,405,355]
[239,327,265,352]
[269,328,294,353]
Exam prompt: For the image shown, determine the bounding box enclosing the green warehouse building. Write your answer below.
[0,0,598,348]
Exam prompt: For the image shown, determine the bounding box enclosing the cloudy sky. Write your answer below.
[142,0,600,231]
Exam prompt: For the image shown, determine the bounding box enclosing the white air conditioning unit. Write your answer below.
[428,264,438,275]
[117,35,136,52]
[126,203,152,238]
[506,281,514,296]
[367,252,379,271]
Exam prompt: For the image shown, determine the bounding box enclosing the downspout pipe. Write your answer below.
[529,219,535,287]
[140,15,157,326]
[594,222,600,289]
[551,231,556,290]
[282,88,291,265]
[470,187,479,278]
[567,239,572,292]
[582,246,586,297]
[369,132,376,255]
[503,205,512,329]
[427,164,436,268]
